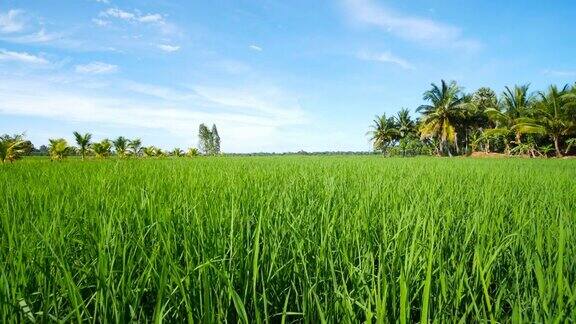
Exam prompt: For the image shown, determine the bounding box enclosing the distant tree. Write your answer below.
[198,123,212,154]
[48,138,72,161]
[211,124,221,154]
[91,139,112,158]
[73,131,92,160]
[417,80,466,156]
[367,114,398,154]
[534,85,575,156]
[143,146,156,157]
[172,148,184,157]
[187,147,199,157]
[113,136,129,158]
[394,108,415,139]
[0,133,27,163]
[128,138,142,157]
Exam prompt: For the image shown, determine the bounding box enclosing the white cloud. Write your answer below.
[0,9,25,33]
[341,0,481,50]
[357,50,414,70]
[249,44,263,51]
[542,69,576,77]
[0,74,310,152]
[101,8,165,24]
[0,49,48,64]
[92,18,110,26]
[75,62,118,74]
[157,44,180,52]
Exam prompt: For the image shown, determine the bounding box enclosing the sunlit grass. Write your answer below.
[1,156,575,322]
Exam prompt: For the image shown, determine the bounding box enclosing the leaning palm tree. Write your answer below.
[73,131,92,160]
[113,136,129,158]
[48,138,71,161]
[367,114,398,154]
[128,138,142,157]
[533,85,575,156]
[91,139,112,158]
[0,134,27,163]
[417,80,466,156]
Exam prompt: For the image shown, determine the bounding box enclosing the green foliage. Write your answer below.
[0,157,575,322]
[48,138,71,161]
[128,138,142,157]
[198,123,221,155]
[91,139,112,158]
[113,136,129,158]
[73,131,92,160]
[187,147,199,157]
[0,134,28,163]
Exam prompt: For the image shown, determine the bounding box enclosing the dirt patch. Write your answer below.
[469,152,508,158]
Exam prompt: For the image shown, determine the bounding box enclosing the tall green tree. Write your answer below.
[395,108,415,138]
[198,123,212,155]
[73,131,92,160]
[417,80,466,156]
[211,124,221,154]
[367,114,398,154]
[113,136,129,158]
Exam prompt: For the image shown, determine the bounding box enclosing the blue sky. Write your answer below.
[0,0,574,152]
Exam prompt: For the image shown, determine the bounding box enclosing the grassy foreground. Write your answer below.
[1,156,575,322]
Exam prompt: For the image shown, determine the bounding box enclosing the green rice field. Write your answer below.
[1,156,575,322]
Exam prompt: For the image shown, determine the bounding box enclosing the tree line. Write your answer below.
[368,80,576,157]
[0,124,221,163]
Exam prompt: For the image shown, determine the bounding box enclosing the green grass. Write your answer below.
[1,156,575,322]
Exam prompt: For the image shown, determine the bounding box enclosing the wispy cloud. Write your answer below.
[157,44,180,52]
[341,0,481,51]
[0,49,48,64]
[100,8,166,24]
[357,50,414,70]
[249,44,262,51]
[0,9,26,33]
[542,69,576,77]
[75,62,118,74]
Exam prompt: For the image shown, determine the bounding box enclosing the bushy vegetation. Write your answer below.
[1,156,575,322]
[369,81,576,157]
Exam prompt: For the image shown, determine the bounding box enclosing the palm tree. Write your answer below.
[395,108,415,138]
[417,80,466,156]
[367,114,398,154]
[485,84,540,154]
[73,131,92,160]
[143,146,157,157]
[0,134,27,163]
[172,148,184,157]
[91,139,112,158]
[128,138,142,157]
[187,147,199,157]
[48,138,71,161]
[533,85,575,156]
[113,136,129,158]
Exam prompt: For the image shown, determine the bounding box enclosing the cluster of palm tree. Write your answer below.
[42,132,200,161]
[369,80,576,157]
[0,134,33,163]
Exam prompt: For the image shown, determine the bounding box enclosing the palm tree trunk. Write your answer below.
[553,136,562,157]
[454,133,459,155]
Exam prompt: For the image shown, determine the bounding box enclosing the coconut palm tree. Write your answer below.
[0,134,27,163]
[48,138,71,161]
[533,85,575,156]
[484,85,540,154]
[172,148,184,157]
[143,146,157,157]
[113,136,129,158]
[73,131,92,160]
[367,114,398,154]
[91,139,112,158]
[395,108,415,138]
[417,80,466,156]
[128,138,142,157]
[187,147,199,157]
